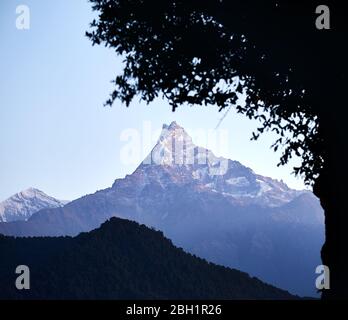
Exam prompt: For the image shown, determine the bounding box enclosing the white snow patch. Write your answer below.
[226,177,250,187]
[256,179,273,194]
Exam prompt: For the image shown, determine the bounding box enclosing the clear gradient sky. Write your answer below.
[0,0,308,201]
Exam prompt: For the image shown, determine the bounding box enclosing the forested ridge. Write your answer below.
[0,217,295,299]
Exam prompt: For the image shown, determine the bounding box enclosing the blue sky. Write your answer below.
[0,0,308,201]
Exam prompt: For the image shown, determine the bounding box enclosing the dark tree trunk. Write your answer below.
[314,114,348,299]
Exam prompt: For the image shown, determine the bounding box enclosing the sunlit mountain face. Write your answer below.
[124,121,311,208]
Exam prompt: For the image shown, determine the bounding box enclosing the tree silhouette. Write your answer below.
[87,0,347,299]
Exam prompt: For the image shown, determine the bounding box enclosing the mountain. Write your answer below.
[0,217,295,299]
[0,122,324,297]
[0,188,69,222]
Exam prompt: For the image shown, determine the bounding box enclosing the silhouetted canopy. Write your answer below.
[87,0,346,186]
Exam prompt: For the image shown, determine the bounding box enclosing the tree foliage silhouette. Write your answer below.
[87,0,347,298]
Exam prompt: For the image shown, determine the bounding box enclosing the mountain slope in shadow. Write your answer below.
[0,217,295,300]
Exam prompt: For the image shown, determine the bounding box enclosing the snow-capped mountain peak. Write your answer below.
[0,188,69,222]
[115,122,306,207]
[19,187,45,198]
[143,121,222,169]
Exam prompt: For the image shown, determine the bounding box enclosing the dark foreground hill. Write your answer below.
[0,217,295,300]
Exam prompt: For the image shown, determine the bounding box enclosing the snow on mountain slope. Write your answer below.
[117,121,307,208]
[0,188,69,222]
